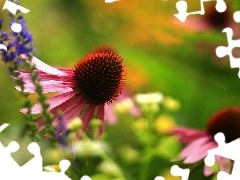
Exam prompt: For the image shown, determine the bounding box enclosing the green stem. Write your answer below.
[100,152,127,179]
[189,160,204,174]
[139,149,154,180]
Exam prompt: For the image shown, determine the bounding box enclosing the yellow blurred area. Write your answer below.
[86,0,185,46]
[155,115,176,133]
[132,118,148,131]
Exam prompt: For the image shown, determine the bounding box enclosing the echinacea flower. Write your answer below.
[17,52,126,137]
[170,107,240,176]
[88,46,140,125]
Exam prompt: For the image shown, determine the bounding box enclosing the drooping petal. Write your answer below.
[17,70,73,83]
[36,95,86,131]
[179,136,217,164]
[46,97,88,140]
[17,81,73,93]
[180,137,211,158]
[81,105,96,133]
[16,69,74,93]
[21,54,68,76]
[21,90,75,114]
[183,141,216,163]
[171,126,209,144]
[96,104,105,136]
[61,99,87,123]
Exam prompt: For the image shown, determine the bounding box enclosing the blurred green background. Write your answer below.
[1,0,240,129]
[1,0,240,180]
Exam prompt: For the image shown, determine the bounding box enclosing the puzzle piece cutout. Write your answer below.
[0,141,72,180]
[205,132,240,180]
[154,165,190,180]
[0,124,72,180]
[0,1,30,51]
[0,123,9,133]
[214,5,240,77]
[0,141,20,172]
[2,0,30,15]
[105,0,120,3]
[215,17,240,78]
[233,11,240,23]
[175,0,227,22]
[80,176,92,180]
[11,22,22,33]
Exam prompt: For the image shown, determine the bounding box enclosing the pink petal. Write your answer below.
[96,104,105,136]
[171,126,209,144]
[18,70,73,83]
[36,95,86,131]
[47,97,88,131]
[203,156,232,176]
[21,54,68,76]
[172,16,210,32]
[104,104,117,125]
[216,156,232,173]
[117,88,130,101]
[21,90,75,114]
[117,88,141,117]
[180,137,210,158]
[17,81,73,93]
[61,99,87,123]
[204,165,214,176]
[179,136,217,164]
[16,70,74,93]
[183,141,216,163]
[81,105,96,133]
[130,104,141,117]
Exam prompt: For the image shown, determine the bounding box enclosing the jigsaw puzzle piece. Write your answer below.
[21,142,42,172]
[0,141,20,173]
[3,0,30,15]
[175,0,227,22]
[175,1,188,22]
[171,165,190,180]
[215,0,227,13]
[154,176,165,180]
[216,27,240,77]
[233,11,240,23]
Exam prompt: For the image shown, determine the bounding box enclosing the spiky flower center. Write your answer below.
[73,52,126,105]
[206,107,240,142]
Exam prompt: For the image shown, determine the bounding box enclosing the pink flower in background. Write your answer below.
[105,87,141,125]
[173,2,234,32]
[170,107,240,176]
[17,53,126,137]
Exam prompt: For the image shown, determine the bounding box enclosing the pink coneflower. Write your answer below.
[88,46,140,125]
[170,107,240,176]
[17,52,126,137]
